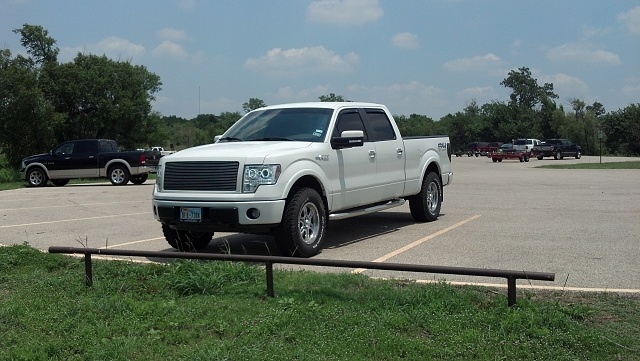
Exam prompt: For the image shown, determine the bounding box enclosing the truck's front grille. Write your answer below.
[164,161,239,191]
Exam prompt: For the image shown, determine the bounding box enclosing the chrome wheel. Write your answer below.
[298,201,320,245]
[426,180,440,214]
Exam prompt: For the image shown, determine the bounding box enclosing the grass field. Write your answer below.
[536,160,640,169]
[1,245,638,360]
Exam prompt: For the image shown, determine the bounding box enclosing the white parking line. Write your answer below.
[352,215,482,274]
[99,237,165,249]
[411,279,640,294]
[0,212,149,228]
[0,200,145,212]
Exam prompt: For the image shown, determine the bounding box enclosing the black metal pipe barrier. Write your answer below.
[48,246,555,306]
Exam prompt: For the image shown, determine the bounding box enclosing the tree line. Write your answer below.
[1,24,639,171]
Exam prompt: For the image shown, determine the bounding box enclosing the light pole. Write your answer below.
[598,130,603,164]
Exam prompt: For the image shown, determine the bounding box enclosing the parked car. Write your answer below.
[20,139,151,187]
[513,138,541,154]
[152,102,453,257]
[532,139,582,160]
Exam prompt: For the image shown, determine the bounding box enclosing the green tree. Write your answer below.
[12,24,58,65]
[319,93,349,102]
[500,67,558,110]
[0,49,62,166]
[601,104,640,155]
[47,53,162,149]
[242,98,266,113]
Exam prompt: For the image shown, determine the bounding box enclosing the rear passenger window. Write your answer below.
[365,109,396,141]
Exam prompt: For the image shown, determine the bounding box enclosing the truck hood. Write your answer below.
[162,141,313,163]
[22,153,49,162]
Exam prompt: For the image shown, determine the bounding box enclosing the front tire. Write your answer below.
[275,188,326,258]
[575,150,582,159]
[27,167,48,187]
[409,172,442,222]
[162,224,213,251]
[537,155,543,160]
[108,165,130,185]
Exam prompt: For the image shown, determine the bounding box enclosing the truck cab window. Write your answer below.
[334,110,368,140]
[365,109,396,141]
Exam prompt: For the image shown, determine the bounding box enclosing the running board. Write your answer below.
[329,199,406,221]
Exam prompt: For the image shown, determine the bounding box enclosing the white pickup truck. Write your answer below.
[152,102,453,257]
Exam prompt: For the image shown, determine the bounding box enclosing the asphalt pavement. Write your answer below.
[1,155,638,293]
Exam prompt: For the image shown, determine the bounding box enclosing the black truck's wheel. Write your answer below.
[51,179,70,186]
[537,155,543,160]
[130,174,148,185]
[575,150,582,159]
[162,224,213,251]
[275,187,326,258]
[27,167,48,187]
[409,172,442,222]
[108,165,130,185]
[554,150,563,160]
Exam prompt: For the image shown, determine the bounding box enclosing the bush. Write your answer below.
[0,153,20,182]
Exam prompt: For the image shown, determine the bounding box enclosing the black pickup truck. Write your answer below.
[532,139,582,160]
[20,139,152,187]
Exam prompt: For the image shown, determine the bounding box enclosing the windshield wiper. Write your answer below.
[248,137,294,141]
[218,136,243,142]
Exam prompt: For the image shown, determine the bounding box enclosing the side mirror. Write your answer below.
[214,135,222,142]
[331,130,364,149]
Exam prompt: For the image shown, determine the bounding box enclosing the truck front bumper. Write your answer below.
[152,198,286,233]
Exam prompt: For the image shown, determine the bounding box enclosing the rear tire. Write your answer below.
[130,173,149,185]
[409,172,441,222]
[109,164,130,185]
[162,224,213,251]
[51,179,70,186]
[275,187,326,258]
[554,150,563,160]
[27,167,48,187]
[537,155,543,160]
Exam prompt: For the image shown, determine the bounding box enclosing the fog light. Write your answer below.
[247,208,260,220]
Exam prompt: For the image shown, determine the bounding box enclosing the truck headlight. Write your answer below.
[243,164,281,193]
[155,164,163,191]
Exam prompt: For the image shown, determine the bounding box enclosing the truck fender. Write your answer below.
[25,162,52,179]
[102,159,132,177]
[278,159,331,210]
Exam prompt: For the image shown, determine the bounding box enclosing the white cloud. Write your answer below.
[618,6,640,36]
[152,40,188,60]
[307,0,383,25]
[392,32,419,49]
[443,53,504,75]
[622,76,640,95]
[177,0,196,10]
[547,43,620,65]
[244,46,359,75]
[458,86,496,99]
[540,73,589,95]
[60,36,145,62]
[273,85,332,101]
[157,27,188,41]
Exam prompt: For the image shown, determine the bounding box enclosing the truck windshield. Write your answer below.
[220,108,333,142]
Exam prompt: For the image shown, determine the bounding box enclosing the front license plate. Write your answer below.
[180,207,202,222]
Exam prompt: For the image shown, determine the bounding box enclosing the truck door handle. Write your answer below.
[369,150,376,159]
[89,156,95,159]
[396,148,403,156]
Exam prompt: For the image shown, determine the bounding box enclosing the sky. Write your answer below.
[1,0,639,120]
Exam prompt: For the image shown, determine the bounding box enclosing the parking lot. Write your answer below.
[1,155,639,293]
